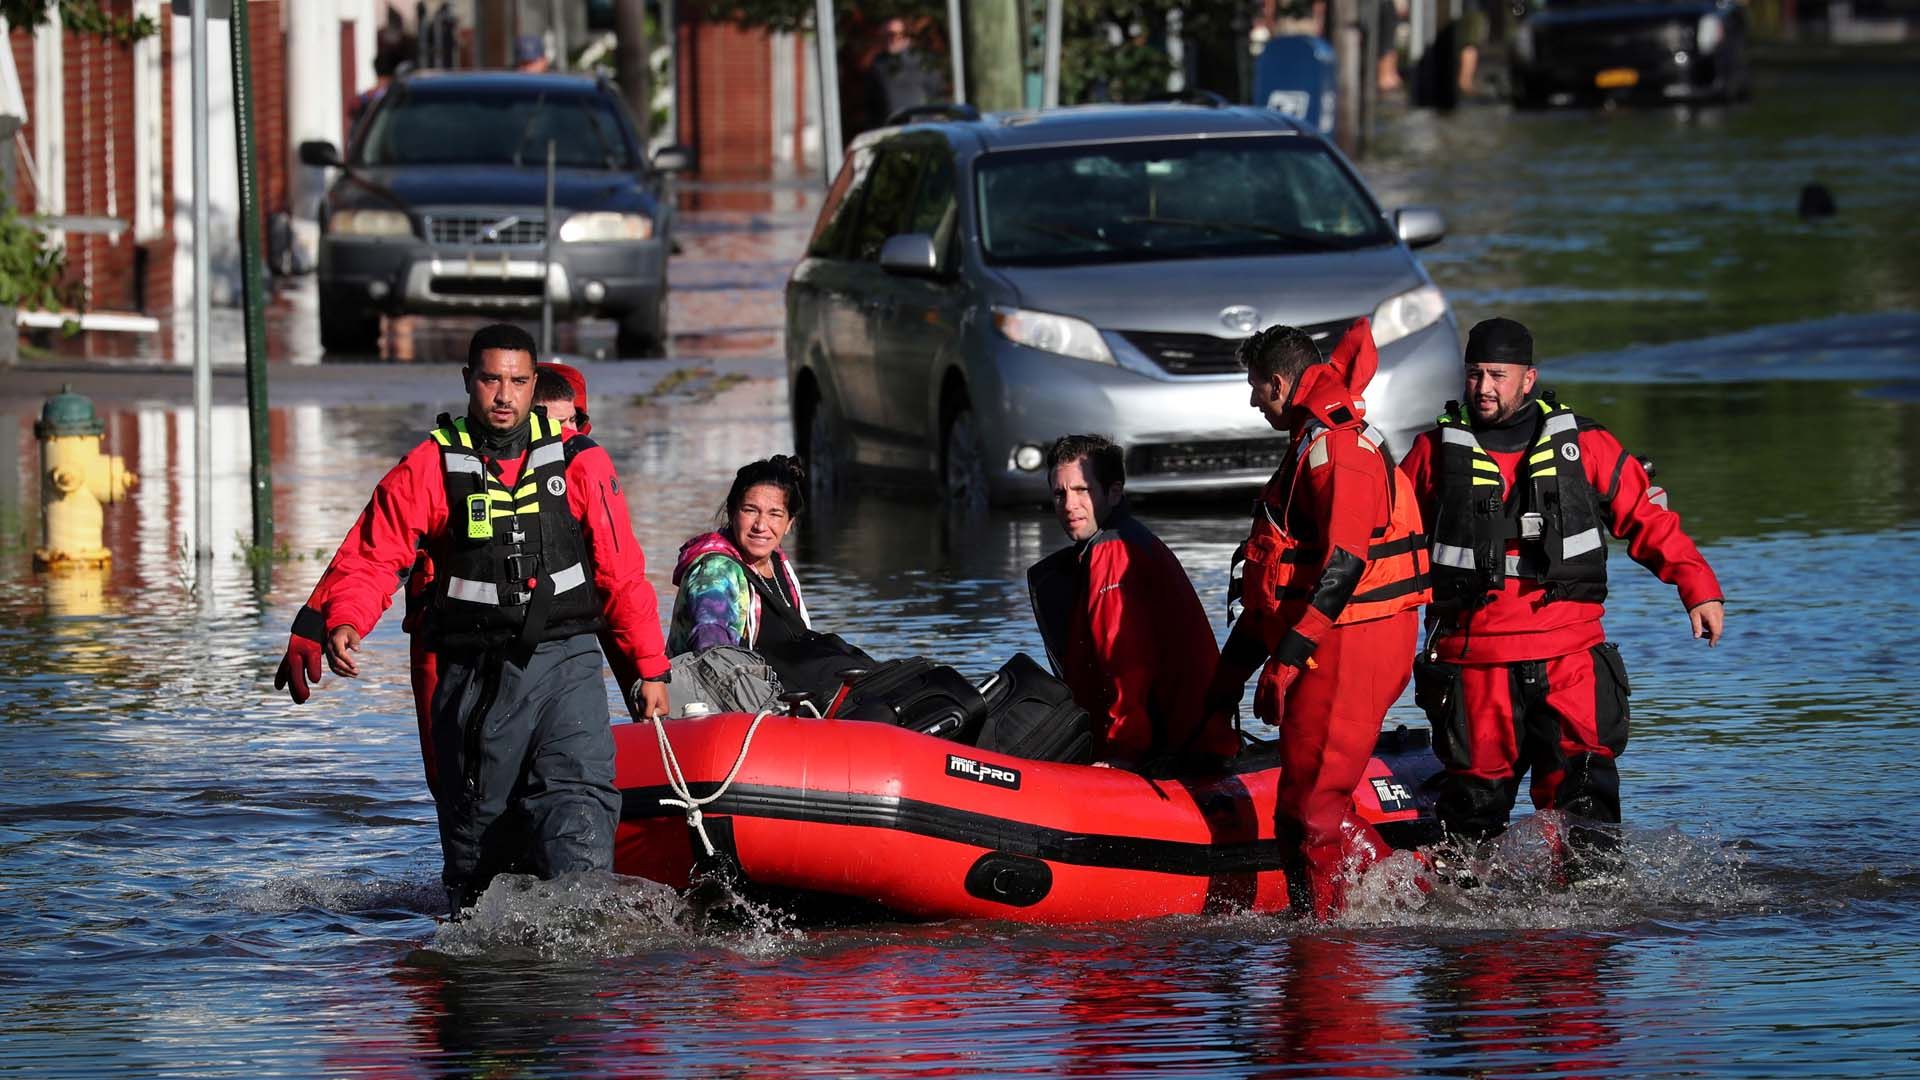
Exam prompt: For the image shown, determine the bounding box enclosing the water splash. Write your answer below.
[1340,814,1762,930]
[233,872,447,917]
[428,871,802,960]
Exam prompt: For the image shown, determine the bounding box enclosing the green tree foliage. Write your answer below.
[1,0,159,44]
[706,0,1247,104]
[0,206,84,313]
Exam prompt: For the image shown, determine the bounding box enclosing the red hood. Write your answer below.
[672,530,742,586]
[538,361,590,435]
[1290,317,1378,435]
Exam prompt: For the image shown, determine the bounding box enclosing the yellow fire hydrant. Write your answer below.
[34,385,137,570]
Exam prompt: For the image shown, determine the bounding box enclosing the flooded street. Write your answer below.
[3,59,1919,1077]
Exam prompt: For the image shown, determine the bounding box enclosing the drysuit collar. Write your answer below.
[1075,498,1135,556]
[1468,387,1545,454]
[468,411,530,458]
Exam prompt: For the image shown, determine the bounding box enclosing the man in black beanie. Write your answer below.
[1399,316,1726,870]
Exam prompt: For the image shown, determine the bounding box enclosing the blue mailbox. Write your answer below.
[1253,35,1336,136]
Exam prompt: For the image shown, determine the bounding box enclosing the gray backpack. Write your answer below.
[666,646,785,717]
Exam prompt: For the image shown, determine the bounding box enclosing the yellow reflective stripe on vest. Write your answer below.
[514,482,537,500]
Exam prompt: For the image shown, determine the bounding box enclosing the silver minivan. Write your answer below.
[786,102,1460,506]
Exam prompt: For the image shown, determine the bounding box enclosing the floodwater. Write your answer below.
[4,60,1920,1077]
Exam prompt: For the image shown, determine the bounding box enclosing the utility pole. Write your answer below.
[1041,0,1063,107]
[814,0,843,181]
[1333,0,1366,157]
[190,0,212,565]
[962,0,1023,112]
[614,0,651,144]
[232,0,273,556]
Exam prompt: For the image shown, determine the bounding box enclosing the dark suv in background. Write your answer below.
[302,70,688,355]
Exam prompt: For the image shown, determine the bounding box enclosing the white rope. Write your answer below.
[649,707,773,857]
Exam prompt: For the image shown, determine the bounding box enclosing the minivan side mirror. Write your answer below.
[651,145,693,174]
[300,140,344,169]
[878,233,941,277]
[1394,207,1447,249]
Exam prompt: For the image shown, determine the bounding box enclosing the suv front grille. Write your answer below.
[425,213,548,247]
[1129,437,1290,476]
[1122,317,1360,375]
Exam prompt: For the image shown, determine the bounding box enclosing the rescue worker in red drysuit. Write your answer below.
[1027,435,1240,770]
[400,361,599,800]
[1202,318,1432,919]
[274,325,671,914]
[1399,316,1725,855]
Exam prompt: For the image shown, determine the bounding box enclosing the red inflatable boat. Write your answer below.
[612,713,1441,922]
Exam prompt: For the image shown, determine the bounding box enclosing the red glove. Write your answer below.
[1253,661,1302,724]
[274,607,327,704]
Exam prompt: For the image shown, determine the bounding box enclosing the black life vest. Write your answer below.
[423,411,603,651]
[1429,396,1608,611]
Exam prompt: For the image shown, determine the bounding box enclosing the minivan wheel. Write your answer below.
[798,386,842,497]
[942,407,989,511]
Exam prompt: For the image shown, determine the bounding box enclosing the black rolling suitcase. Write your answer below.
[975,653,1093,765]
[833,657,989,743]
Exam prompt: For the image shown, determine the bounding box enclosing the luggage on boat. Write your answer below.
[833,656,988,742]
[667,646,784,717]
[975,653,1093,764]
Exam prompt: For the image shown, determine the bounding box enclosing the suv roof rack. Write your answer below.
[1145,89,1233,108]
[886,102,983,126]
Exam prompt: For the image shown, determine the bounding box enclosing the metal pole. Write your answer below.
[542,139,555,358]
[551,0,567,70]
[1041,0,1062,107]
[663,0,677,145]
[946,0,967,104]
[813,0,842,182]
[232,0,272,555]
[191,0,213,565]
[1336,19,1365,157]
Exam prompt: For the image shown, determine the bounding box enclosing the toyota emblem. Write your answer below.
[1219,305,1261,334]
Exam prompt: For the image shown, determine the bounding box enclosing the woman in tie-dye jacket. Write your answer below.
[667,456,813,656]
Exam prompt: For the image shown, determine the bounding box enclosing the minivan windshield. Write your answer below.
[976,136,1391,265]
[358,87,634,169]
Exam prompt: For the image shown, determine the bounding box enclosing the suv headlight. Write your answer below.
[1696,12,1724,52]
[992,307,1115,365]
[1371,285,1448,347]
[559,212,654,242]
[328,208,412,237]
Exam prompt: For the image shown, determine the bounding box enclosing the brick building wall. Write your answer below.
[677,18,773,181]
[6,0,288,319]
